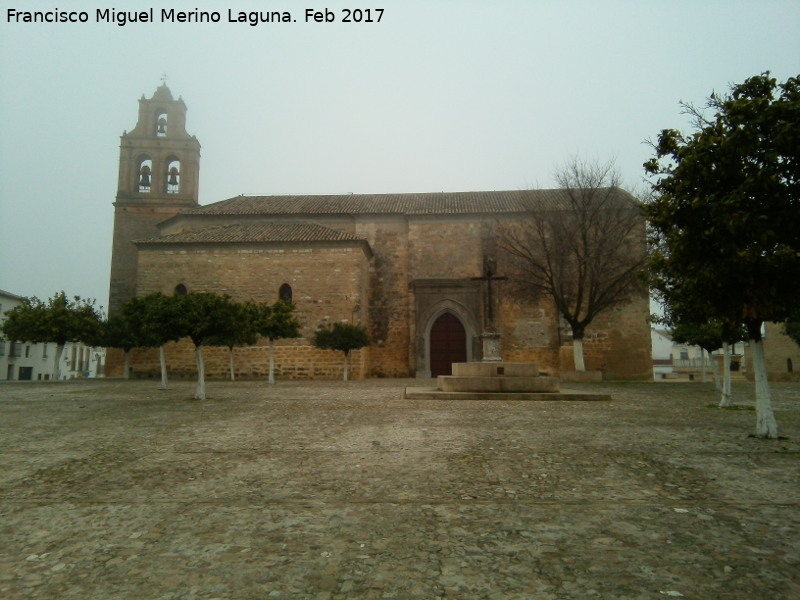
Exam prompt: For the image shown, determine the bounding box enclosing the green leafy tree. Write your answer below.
[670,319,747,406]
[1,292,103,381]
[251,300,302,384]
[104,293,184,386]
[313,322,370,381]
[670,321,724,385]
[645,73,800,438]
[135,293,184,389]
[208,300,258,381]
[176,292,241,400]
[100,312,142,380]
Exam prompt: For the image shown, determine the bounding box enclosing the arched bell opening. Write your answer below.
[155,111,168,137]
[165,158,181,194]
[137,157,153,193]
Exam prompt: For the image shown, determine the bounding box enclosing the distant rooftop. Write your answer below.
[0,289,25,300]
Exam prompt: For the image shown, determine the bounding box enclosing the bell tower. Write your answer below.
[108,83,201,313]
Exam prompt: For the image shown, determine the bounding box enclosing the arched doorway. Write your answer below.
[429,312,467,376]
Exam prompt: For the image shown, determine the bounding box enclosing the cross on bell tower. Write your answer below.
[108,83,201,313]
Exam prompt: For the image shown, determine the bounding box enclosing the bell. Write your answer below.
[167,167,179,186]
[157,118,167,135]
[139,166,151,187]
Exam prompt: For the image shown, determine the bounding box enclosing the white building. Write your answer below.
[651,326,747,380]
[651,328,674,378]
[0,290,105,381]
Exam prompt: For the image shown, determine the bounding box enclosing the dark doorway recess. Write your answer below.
[429,312,467,377]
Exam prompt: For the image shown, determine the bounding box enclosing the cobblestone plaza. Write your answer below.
[1,379,798,599]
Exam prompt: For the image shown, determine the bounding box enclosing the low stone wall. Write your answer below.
[107,338,369,381]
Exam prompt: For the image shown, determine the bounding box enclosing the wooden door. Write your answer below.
[429,312,467,377]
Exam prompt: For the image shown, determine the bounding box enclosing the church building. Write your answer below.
[108,85,653,380]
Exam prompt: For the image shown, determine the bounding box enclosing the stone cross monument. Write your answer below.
[471,257,507,362]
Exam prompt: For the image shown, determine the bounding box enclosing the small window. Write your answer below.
[279,283,293,303]
[175,284,188,295]
[789,358,794,373]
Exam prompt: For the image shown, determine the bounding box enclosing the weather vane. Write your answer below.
[161,72,168,84]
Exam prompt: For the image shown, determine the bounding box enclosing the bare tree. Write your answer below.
[499,158,646,371]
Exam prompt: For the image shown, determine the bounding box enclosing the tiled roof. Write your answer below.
[183,189,572,216]
[136,223,366,245]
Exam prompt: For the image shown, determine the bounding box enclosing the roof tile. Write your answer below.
[137,223,365,245]
[184,189,571,216]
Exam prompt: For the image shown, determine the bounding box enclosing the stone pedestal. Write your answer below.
[440,362,558,393]
[403,361,611,401]
[559,370,604,383]
[480,331,502,362]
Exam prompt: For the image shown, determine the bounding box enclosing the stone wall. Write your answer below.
[356,217,412,377]
[745,322,800,382]
[110,212,653,381]
[577,298,653,379]
[106,241,373,379]
[499,295,561,374]
[407,217,485,280]
[123,339,368,381]
[109,204,189,314]
[136,242,369,335]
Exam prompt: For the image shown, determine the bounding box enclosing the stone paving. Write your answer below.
[0,378,798,600]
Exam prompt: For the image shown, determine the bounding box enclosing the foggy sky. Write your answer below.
[1,0,798,311]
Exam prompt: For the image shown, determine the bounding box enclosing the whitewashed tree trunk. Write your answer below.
[343,352,350,381]
[699,349,706,383]
[719,341,732,407]
[122,349,131,380]
[229,347,235,381]
[53,343,65,381]
[159,346,169,390]
[268,338,276,385]
[194,346,206,401]
[750,338,778,438]
[707,349,720,389]
[573,338,586,372]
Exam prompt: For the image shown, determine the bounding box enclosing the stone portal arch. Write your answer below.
[416,298,479,378]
